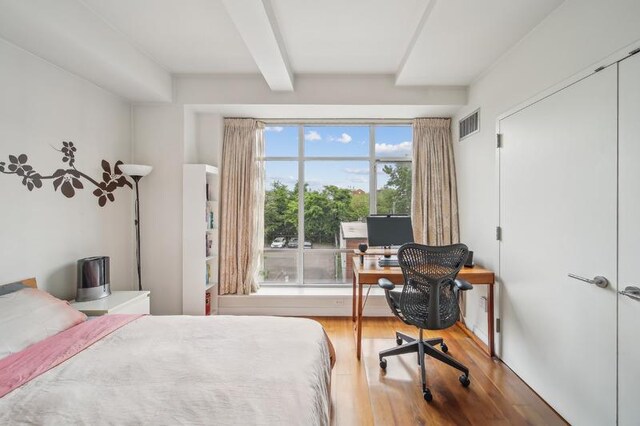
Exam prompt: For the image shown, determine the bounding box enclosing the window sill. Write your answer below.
[248,285,386,297]
[218,285,390,316]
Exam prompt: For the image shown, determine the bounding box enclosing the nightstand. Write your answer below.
[71,291,150,316]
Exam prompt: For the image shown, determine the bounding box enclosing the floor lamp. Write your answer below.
[119,164,153,291]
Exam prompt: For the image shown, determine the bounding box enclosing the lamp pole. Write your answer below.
[119,164,152,292]
[132,176,142,291]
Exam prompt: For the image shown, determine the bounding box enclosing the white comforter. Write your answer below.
[0,315,332,425]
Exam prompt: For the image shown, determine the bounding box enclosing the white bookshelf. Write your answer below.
[183,164,219,315]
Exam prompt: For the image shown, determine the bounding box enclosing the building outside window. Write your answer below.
[260,123,412,285]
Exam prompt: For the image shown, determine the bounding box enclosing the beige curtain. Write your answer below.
[411,118,460,245]
[219,118,265,295]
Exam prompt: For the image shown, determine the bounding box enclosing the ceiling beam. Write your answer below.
[221,0,294,91]
[395,0,437,85]
[174,74,467,107]
[0,0,172,102]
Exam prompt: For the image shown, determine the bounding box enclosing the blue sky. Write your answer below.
[263,125,411,191]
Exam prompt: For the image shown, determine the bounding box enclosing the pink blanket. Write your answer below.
[0,314,141,398]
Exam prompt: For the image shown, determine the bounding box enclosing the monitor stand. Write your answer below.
[378,246,398,267]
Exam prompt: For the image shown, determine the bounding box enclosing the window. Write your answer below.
[260,123,412,285]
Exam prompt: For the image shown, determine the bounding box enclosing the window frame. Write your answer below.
[260,121,412,286]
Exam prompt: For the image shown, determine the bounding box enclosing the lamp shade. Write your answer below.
[119,164,152,177]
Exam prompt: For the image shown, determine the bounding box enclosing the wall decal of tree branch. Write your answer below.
[0,141,132,207]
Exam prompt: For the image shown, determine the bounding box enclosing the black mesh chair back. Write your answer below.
[396,243,469,330]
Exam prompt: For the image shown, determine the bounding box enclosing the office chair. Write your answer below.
[378,242,473,402]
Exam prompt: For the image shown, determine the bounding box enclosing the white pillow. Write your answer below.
[0,288,87,359]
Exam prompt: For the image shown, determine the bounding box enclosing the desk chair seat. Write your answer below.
[378,243,473,402]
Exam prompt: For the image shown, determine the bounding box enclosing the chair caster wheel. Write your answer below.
[423,389,433,402]
[396,337,403,345]
[441,343,448,353]
[379,359,387,370]
[459,374,471,387]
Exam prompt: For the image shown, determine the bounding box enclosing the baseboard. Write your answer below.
[470,325,488,345]
[218,307,394,316]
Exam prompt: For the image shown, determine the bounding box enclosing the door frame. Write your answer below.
[614,50,640,425]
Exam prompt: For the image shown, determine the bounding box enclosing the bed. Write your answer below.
[0,279,334,425]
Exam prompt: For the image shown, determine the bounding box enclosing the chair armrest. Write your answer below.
[455,279,473,291]
[378,278,396,290]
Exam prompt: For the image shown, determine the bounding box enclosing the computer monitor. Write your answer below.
[366,215,414,248]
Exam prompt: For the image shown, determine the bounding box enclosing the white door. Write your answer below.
[499,65,618,425]
[618,52,640,426]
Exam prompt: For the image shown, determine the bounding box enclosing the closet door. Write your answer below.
[618,52,640,426]
[499,66,617,425]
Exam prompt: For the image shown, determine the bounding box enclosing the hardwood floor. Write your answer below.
[313,317,566,426]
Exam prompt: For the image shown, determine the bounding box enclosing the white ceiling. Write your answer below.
[81,0,562,84]
[269,0,426,74]
[0,0,564,100]
[82,0,259,73]
[396,0,563,85]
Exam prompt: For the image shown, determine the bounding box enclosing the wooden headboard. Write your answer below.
[19,277,37,288]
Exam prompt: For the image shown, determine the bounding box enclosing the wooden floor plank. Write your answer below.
[312,317,566,426]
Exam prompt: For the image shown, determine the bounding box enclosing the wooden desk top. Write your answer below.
[352,257,495,285]
[353,248,397,256]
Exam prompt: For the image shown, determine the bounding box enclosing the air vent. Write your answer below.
[459,109,480,140]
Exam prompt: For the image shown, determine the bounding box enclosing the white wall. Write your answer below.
[132,105,184,314]
[195,112,223,167]
[454,0,640,348]
[132,107,225,315]
[0,39,133,299]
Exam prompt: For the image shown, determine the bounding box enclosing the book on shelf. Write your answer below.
[205,291,211,316]
[205,204,215,229]
[206,263,212,284]
[205,233,214,257]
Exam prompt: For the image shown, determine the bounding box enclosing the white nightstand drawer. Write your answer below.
[72,291,150,316]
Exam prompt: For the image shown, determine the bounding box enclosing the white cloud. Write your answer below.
[304,130,321,141]
[375,141,412,155]
[344,168,369,175]
[265,126,284,132]
[349,176,368,184]
[330,133,352,144]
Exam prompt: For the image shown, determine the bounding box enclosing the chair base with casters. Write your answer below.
[377,243,474,402]
[378,328,470,402]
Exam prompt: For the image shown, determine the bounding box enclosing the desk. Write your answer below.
[352,257,495,360]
